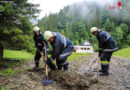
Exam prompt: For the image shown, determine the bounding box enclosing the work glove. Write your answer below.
[46,57,56,70]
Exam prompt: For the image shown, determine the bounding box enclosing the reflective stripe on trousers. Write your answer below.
[100,60,110,65]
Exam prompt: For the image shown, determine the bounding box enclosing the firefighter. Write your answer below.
[33,26,49,69]
[44,31,74,72]
[90,27,118,76]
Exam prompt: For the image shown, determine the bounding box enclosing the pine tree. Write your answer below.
[0,0,40,61]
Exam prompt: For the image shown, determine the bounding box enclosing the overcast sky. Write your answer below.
[28,0,92,19]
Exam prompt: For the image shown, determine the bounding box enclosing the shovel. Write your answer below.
[41,43,53,86]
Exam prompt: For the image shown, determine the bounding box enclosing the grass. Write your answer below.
[113,47,130,58]
[0,86,9,90]
[0,49,34,70]
[1,50,91,76]
[0,68,23,76]
[68,52,91,62]
[3,50,34,61]
[3,50,90,62]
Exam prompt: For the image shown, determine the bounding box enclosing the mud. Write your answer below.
[0,54,130,90]
[49,70,98,90]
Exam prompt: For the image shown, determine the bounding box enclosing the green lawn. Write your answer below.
[3,50,90,62]
[113,47,130,58]
[1,50,90,76]
[68,52,91,62]
[3,50,34,61]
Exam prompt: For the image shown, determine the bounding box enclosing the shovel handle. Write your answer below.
[43,42,48,77]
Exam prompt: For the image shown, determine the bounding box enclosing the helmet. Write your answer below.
[44,31,53,40]
[90,27,98,33]
[33,26,40,32]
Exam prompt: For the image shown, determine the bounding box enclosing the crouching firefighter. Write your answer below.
[33,26,49,69]
[90,27,118,76]
[44,31,74,72]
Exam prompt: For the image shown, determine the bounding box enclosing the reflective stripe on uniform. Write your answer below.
[105,32,111,41]
[61,35,66,48]
[35,61,39,63]
[100,61,110,65]
[60,52,72,58]
[103,48,118,52]
[37,43,42,46]
[62,61,68,65]
[99,48,103,50]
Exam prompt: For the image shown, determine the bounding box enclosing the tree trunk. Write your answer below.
[0,45,4,61]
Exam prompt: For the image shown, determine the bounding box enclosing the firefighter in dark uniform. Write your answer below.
[44,31,74,72]
[33,26,49,69]
[90,27,118,76]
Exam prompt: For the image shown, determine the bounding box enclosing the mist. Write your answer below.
[67,0,129,21]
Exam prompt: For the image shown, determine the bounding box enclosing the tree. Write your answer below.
[126,34,130,45]
[37,0,130,51]
[120,23,128,39]
[103,19,115,33]
[0,0,40,61]
[114,27,123,48]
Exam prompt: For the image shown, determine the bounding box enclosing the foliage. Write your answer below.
[0,0,40,53]
[37,1,130,51]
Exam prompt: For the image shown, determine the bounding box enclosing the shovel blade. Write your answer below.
[41,79,53,86]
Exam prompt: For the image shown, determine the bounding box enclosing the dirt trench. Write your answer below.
[0,54,130,90]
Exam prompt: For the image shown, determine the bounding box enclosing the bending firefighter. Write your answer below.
[33,26,49,69]
[44,31,74,72]
[90,27,118,76]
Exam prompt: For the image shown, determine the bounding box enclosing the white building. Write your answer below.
[74,40,94,53]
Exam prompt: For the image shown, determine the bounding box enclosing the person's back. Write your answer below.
[97,30,118,52]
[51,32,73,51]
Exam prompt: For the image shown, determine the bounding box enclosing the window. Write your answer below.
[81,48,83,50]
[87,48,90,50]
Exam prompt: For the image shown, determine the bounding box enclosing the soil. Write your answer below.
[0,54,130,90]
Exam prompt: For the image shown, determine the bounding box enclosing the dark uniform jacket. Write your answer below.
[33,32,49,52]
[50,32,74,59]
[97,30,118,53]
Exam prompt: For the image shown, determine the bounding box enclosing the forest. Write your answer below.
[38,0,130,51]
[0,0,130,59]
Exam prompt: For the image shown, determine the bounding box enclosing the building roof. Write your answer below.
[79,40,92,46]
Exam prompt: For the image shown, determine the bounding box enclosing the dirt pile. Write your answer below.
[49,70,98,89]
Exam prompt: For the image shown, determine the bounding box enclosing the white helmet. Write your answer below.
[33,26,40,32]
[90,27,98,33]
[44,31,53,41]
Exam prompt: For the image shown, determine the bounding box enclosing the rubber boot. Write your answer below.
[57,65,62,70]
[33,62,39,70]
[99,70,103,72]
[99,65,109,76]
[63,62,69,72]
[99,71,109,76]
